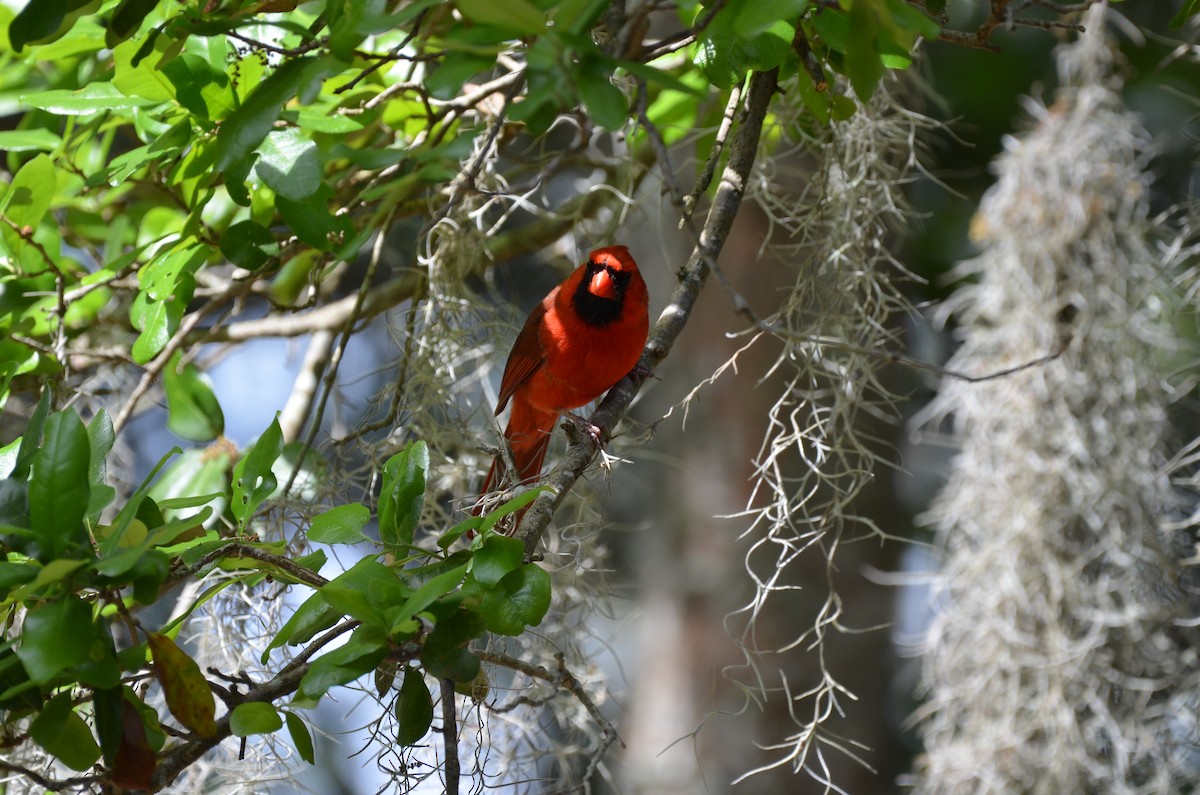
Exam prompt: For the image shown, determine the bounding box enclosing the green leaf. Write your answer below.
[0,153,56,239]
[86,409,117,522]
[733,0,808,38]
[318,558,409,630]
[1172,0,1200,27]
[884,0,940,41]
[455,0,546,35]
[477,484,552,535]
[29,409,90,560]
[421,608,483,681]
[327,0,403,60]
[396,666,433,746]
[309,503,370,545]
[162,52,229,120]
[215,56,330,171]
[219,219,279,270]
[130,288,184,364]
[276,184,350,251]
[20,82,159,114]
[285,711,316,764]
[479,563,551,636]
[104,446,181,556]
[12,388,51,480]
[295,625,389,704]
[377,440,428,554]
[576,65,627,131]
[425,51,496,101]
[469,533,524,587]
[254,128,322,201]
[9,0,67,52]
[112,33,175,102]
[387,563,467,637]
[15,595,93,684]
[845,0,883,101]
[263,590,341,662]
[138,242,206,302]
[106,0,162,47]
[8,558,88,602]
[163,353,225,442]
[231,415,284,528]
[30,692,102,771]
[0,561,38,591]
[230,702,284,737]
[0,129,62,152]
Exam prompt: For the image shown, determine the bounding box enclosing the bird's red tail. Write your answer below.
[477,397,556,515]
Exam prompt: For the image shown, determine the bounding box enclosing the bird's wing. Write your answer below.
[495,297,549,414]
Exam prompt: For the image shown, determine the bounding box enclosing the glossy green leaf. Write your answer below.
[319,558,409,629]
[215,56,330,171]
[15,595,93,684]
[219,219,277,271]
[255,128,322,201]
[421,608,483,681]
[387,563,466,637]
[0,129,61,152]
[845,0,883,101]
[479,563,551,636]
[377,440,428,554]
[231,415,284,528]
[295,625,389,704]
[9,0,67,51]
[130,289,183,364]
[28,409,90,559]
[456,0,545,35]
[469,533,524,586]
[30,692,102,771]
[230,702,284,737]
[576,66,627,131]
[276,184,350,251]
[86,409,117,522]
[309,503,370,545]
[1172,0,1200,27]
[733,0,808,38]
[12,389,51,480]
[0,561,38,591]
[263,589,341,662]
[396,666,433,746]
[425,51,496,101]
[106,0,161,47]
[138,242,206,302]
[163,353,225,442]
[162,51,229,118]
[112,33,175,102]
[21,82,159,114]
[286,711,316,764]
[0,153,56,239]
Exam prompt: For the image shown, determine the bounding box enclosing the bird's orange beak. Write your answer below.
[589,268,617,299]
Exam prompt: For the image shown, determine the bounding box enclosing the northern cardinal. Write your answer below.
[478,245,650,511]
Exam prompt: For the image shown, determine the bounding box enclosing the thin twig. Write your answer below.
[441,677,460,795]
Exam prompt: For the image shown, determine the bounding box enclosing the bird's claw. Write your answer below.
[561,411,604,447]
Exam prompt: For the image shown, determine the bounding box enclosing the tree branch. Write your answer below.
[515,68,780,557]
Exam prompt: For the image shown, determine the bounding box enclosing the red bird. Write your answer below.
[479,245,650,510]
